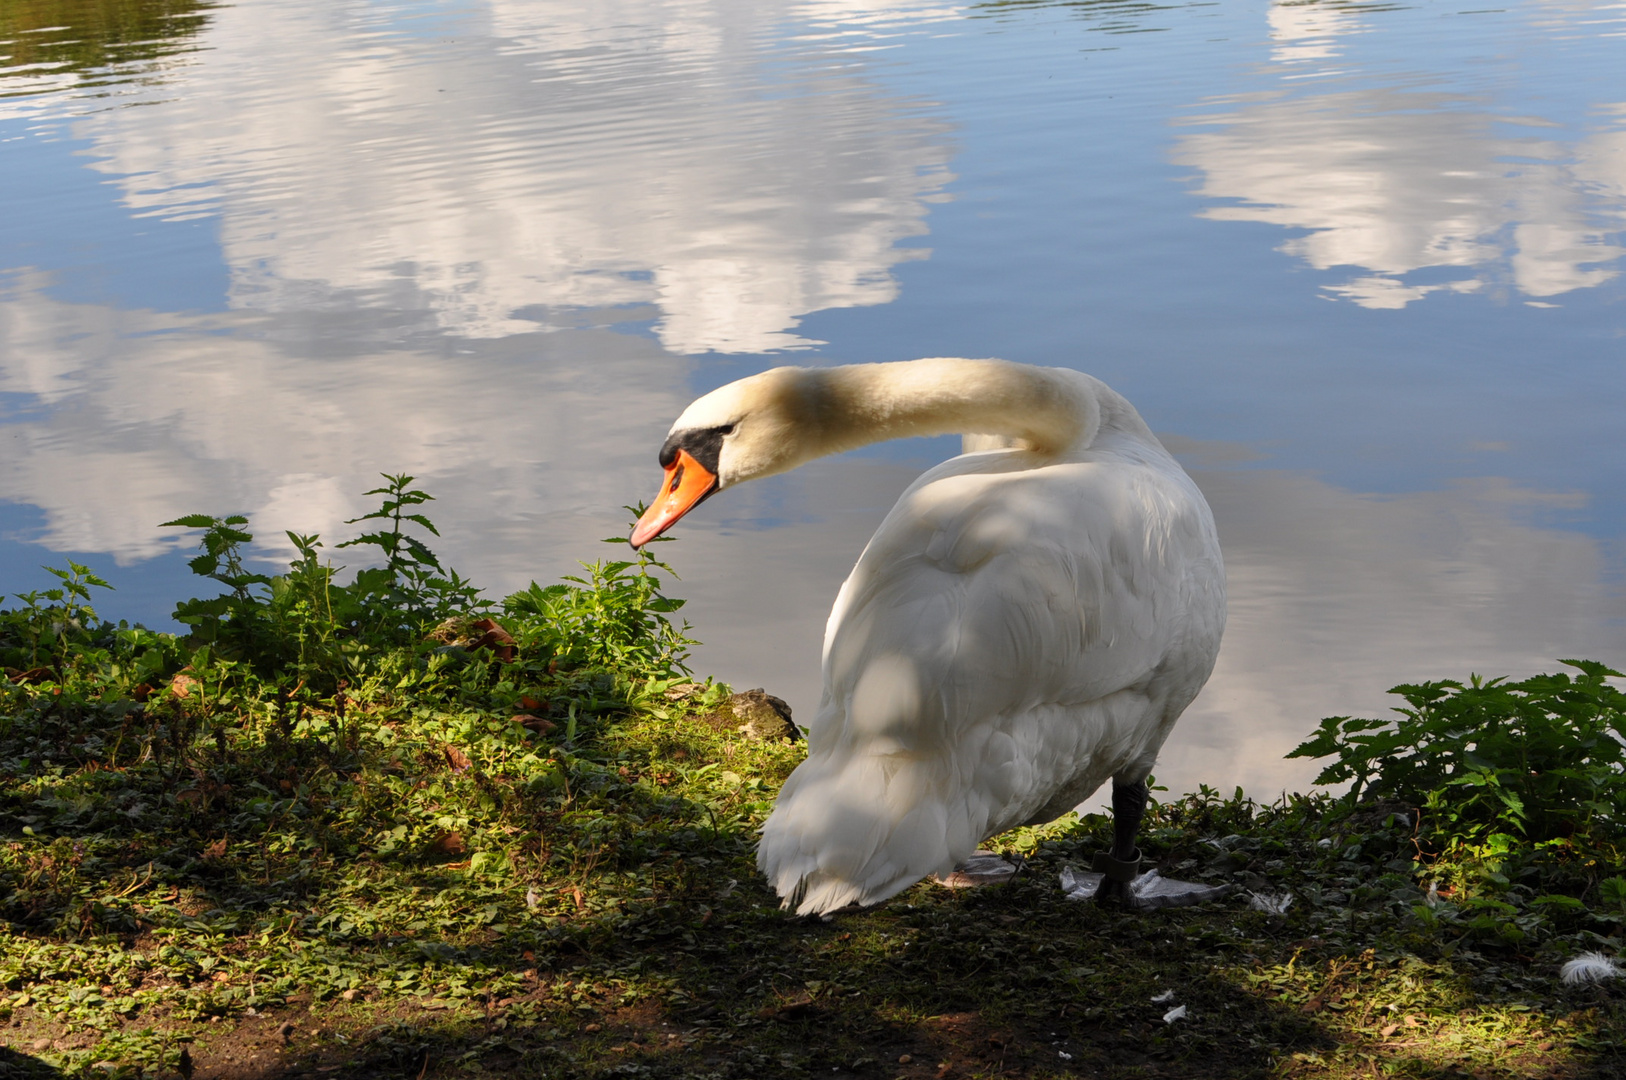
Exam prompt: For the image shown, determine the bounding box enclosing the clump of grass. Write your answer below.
[1,485,1622,1078]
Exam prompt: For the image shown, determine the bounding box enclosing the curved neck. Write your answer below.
[801,358,1101,460]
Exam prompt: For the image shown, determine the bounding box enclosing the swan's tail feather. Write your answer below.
[757,750,985,916]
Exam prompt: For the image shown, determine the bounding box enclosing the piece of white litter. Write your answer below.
[1058,1051,1073,1061]
[1560,952,1622,985]
[1059,866,1235,908]
[525,887,539,911]
[1130,869,1235,908]
[1162,1005,1187,1024]
[1059,865,1104,901]
[1316,838,1333,848]
[1150,989,1176,1004]
[1247,891,1293,915]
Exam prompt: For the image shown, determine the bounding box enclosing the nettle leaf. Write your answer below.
[160,514,221,529]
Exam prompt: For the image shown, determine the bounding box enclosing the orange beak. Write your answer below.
[630,448,719,548]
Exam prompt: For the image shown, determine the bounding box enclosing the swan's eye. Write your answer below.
[716,423,736,436]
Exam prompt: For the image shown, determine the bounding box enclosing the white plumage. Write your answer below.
[630,358,1225,916]
[1560,952,1622,985]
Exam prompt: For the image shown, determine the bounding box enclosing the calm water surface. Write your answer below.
[3,0,1624,798]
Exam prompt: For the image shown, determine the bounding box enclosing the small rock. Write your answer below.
[340,988,359,1002]
[730,689,799,742]
[32,1039,50,1052]
[898,1054,913,1064]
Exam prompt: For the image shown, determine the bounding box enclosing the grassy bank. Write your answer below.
[2,479,1623,1079]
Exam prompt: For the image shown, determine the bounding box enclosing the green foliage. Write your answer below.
[0,561,113,671]
[1289,660,1626,848]
[1,476,698,782]
[160,476,482,678]
[1289,661,1626,945]
[503,521,695,680]
[337,473,484,627]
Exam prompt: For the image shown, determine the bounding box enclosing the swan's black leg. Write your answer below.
[1095,779,1148,907]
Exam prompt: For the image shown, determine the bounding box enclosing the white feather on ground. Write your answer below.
[1560,952,1622,984]
[1247,891,1294,915]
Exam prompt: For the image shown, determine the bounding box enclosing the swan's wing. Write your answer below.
[758,450,1225,914]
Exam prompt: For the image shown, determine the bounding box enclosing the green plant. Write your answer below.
[503,520,695,680]
[160,513,275,660]
[159,476,486,686]
[1289,660,1626,852]
[0,561,113,671]
[338,473,483,628]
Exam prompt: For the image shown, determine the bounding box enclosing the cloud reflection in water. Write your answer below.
[58,0,956,353]
[1174,0,1626,308]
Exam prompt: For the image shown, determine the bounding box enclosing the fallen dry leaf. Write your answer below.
[761,995,815,1019]
[430,832,466,856]
[513,714,556,734]
[468,618,517,662]
[443,745,473,772]
[201,837,228,860]
[171,671,200,699]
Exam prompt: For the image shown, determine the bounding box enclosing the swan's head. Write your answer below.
[630,367,815,548]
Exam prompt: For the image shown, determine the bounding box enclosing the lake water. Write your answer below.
[3,0,1624,800]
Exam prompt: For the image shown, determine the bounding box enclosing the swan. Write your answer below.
[629,358,1225,915]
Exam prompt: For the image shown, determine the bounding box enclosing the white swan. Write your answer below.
[630,358,1225,916]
